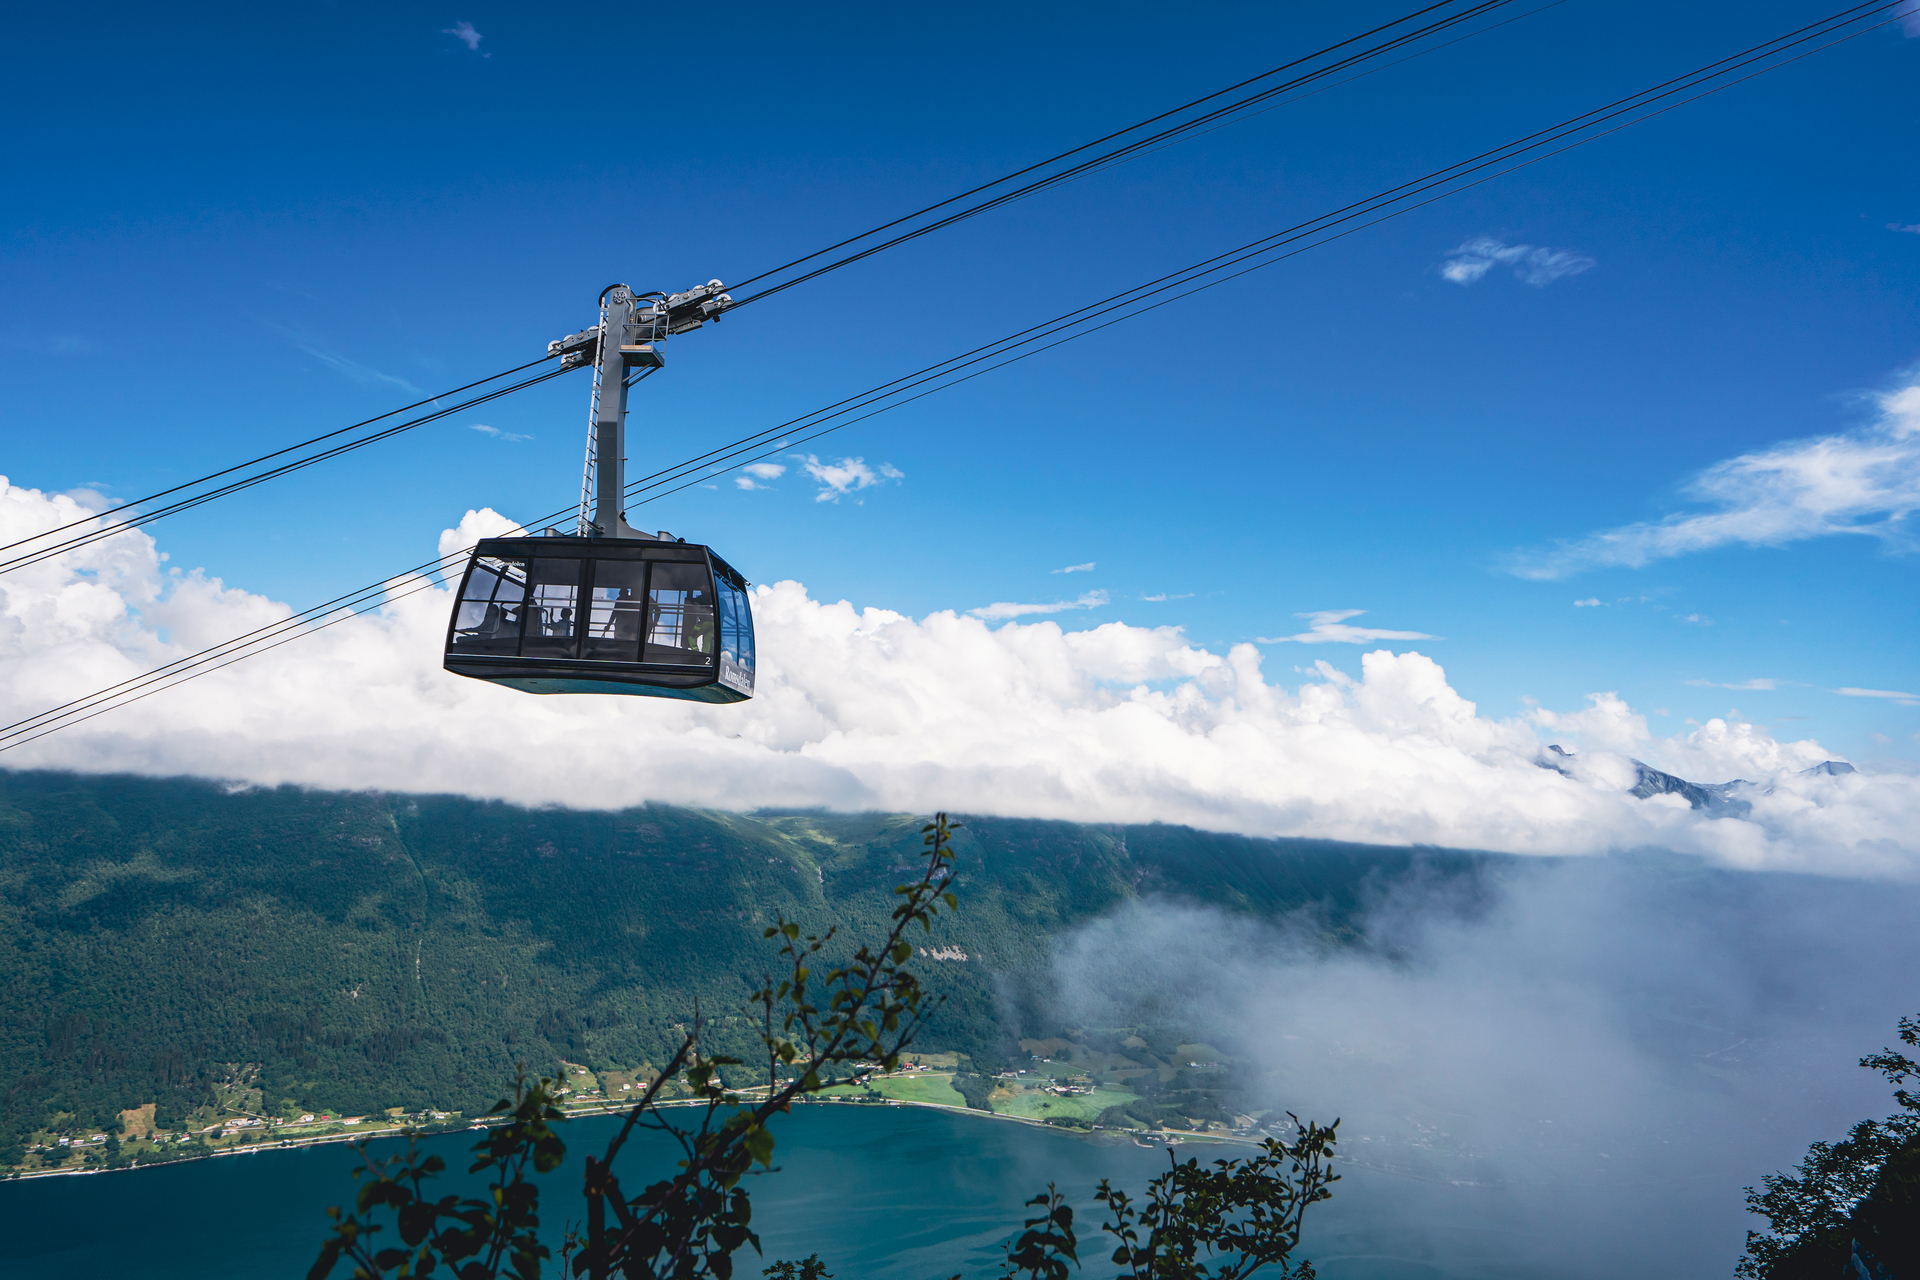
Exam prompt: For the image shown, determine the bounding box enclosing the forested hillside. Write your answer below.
[0,769,1485,1157]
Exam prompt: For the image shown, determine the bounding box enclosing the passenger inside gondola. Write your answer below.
[449,558,527,656]
[523,559,584,658]
[644,562,715,664]
[583,560,647,660]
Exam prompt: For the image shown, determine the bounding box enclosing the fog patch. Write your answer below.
[1040,856,1920,1279]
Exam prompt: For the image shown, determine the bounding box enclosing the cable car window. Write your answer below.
[523,558,585,659]
[450,557,527,656]
[582,560,649,662]
[645,562,716,665]
[717,577,754,694]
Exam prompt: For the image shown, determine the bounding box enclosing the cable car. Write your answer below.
[443,281,755,702]
[444,532,754,701]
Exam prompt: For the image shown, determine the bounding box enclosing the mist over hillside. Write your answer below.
[1038,864,1920,1276]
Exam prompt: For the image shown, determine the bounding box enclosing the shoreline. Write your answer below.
[3,1091,1249,1184]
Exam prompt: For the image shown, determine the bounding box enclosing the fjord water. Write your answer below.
[0,1105,1551,1280]
[0,1107,1161,1280]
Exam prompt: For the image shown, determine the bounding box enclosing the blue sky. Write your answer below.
[5,0,1920,773]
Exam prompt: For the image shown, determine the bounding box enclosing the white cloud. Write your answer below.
[57,486,113,515]
[1899,1,1920,37]
[1889,223,1920,234]
[298,344,419,393]
[1837,686,1920,706]
[1052,563,1095,574]
[1678,613,1711,625]
[437,507,525,564]
[1529,691,1649,756]
[468,424,532,442]
[1686,678,1778,691]
[1509,380,1920,579]
[797,455,903,503]
[968,590,1108,621]
[1573,597,1601,607]
[2,476,1917,879]
[1441,236,1595,287]
[1140,592,1193,603]
[442,21,485,52]
[735,461,785,490]
[1257,609,1438,645]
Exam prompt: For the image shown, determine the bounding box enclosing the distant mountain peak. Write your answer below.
[1536,746,1856,815]
[1628,761,1750,817]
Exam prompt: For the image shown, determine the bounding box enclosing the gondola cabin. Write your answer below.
[444,534,754,702]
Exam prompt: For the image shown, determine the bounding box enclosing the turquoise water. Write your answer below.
[0,1103,1728,1279]
[0,1107,1174,1280]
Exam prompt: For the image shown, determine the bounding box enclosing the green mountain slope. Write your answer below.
[0,769,1484,1155]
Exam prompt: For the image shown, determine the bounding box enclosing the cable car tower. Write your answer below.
[442,282,757,702]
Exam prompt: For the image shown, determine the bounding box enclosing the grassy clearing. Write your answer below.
[815,1072,969,1107]
[992,1085,1139,1123]
[871,1074,968,1106]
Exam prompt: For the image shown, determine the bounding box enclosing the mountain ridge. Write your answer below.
[0,767,1492,1160]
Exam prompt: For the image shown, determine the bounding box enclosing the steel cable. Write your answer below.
[0,366,575,577]
[0,354,559,570]
[1,0,1544,576]
[614,0,1904,505]
[0,0,1903,751]
[725,0,1526,307]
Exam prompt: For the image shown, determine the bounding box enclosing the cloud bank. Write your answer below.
[2,478,1917,879]
[1510,381,1920,578]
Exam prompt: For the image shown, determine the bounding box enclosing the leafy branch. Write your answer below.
[996,1118,1339,1280]
[1738,1010,1920,1279]
[309,1069,569,1280]
[310,814,965,1280]
[573,812,962,1280]
[308,812,1346,1280]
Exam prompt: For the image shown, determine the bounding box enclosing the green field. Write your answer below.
[873,1074,970,1106]
[813,1071,1139,1124]
[992,1084,1140,1123]
[817,1073,969,1107]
